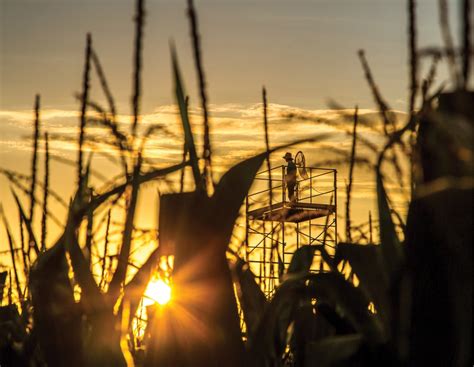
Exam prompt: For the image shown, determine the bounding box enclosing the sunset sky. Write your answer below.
[0,0,463,265]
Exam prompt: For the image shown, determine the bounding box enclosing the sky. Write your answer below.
[0,0,464,275]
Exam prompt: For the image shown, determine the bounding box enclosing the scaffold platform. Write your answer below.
[247,201,336,223]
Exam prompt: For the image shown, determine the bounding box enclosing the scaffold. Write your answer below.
[245,165,337,296]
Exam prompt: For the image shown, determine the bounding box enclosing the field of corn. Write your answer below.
[0,0,472,366]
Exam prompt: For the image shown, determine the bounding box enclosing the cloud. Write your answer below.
[0,102,409,177]
[0,102,409,172]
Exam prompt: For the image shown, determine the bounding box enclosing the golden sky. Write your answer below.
[0,0,462,280]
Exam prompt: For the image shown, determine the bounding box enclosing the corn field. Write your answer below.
[0,0,472,366]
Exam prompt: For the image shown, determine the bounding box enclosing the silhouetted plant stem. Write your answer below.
[408,0,418,114]
[100,209,111,289]
[369,210,373,244]
[438,0,461,87]
[180,96,190,193]
[28,94,40,259]
[187,0,213,190]
[85,197,94,268]
[262,87,273,208]
[19,214,29,278]
[8,271,12,305]
[357,50,395,135]
[407,1,420,194]
[320,195,333,271]
[1,207,22,302]
[78,33,92,189]
[462,0,471,88]
[41,133,49,252]
[422,54,441,102]
[108,155,142,300]
[358,50,406,190]
[91,48,117,118]
[131,0,145,141]
[345,106,358,242]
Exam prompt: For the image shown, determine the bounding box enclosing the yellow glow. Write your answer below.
[143,278,171,306]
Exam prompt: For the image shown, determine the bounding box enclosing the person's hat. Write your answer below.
[283,152,293,160]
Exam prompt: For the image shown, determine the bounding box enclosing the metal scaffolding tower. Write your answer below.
[245,165,337,296]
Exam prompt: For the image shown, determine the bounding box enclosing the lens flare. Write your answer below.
[144,278,171,305]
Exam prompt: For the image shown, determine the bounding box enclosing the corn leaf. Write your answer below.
[287,245,316,275]
[0,271,7,302]
[29,237,84,367]
[108,158,141,301]
[376,173,403,281]
[233,258,267,340]
[249,272,385,365]
[11,190,40,255]
[211,152,267,249]
[171,46,201,190]
[335,242,390,330]
[305,334,363,367]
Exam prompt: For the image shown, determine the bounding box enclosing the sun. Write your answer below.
[143,278,172,306]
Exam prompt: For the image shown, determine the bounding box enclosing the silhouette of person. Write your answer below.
[283,152,297,201]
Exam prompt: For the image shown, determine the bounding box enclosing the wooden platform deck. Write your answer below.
[247,201,335,223]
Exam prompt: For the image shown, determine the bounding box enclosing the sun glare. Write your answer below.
[144,278,172,306]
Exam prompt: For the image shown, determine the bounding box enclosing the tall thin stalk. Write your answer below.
[180,96,190,193]
[1,207,22,302]
[29,95,40,223]
[27,94,41,261]
[187,0,213,189]
[345,107,358,242]
[100,209,111,289]
[19,214,29,279]
[91,48,117,118]
[131,0,145,141]
[262,87,273,207]
[358,50,394,135]
[462,0,471,88]
[108,156,142,300]
[78,34,92,189]
[369,210,373,244]
[438,0,461,87]
[85,200,94,268]
[41,132,49,251]
[408,0,418,113]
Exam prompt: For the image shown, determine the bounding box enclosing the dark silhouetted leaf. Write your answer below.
[30,237,84,367]
[11,190,40,255]
[335,243,390,328]
[305,334,363,367]
[171,45,201,190]
[376,173,403,281]
[233,258,267,340]
[287,245,316,274]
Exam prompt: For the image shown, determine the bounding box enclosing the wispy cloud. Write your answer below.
[0,102,406,167]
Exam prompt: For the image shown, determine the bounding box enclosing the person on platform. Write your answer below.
[283,152,297,201]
